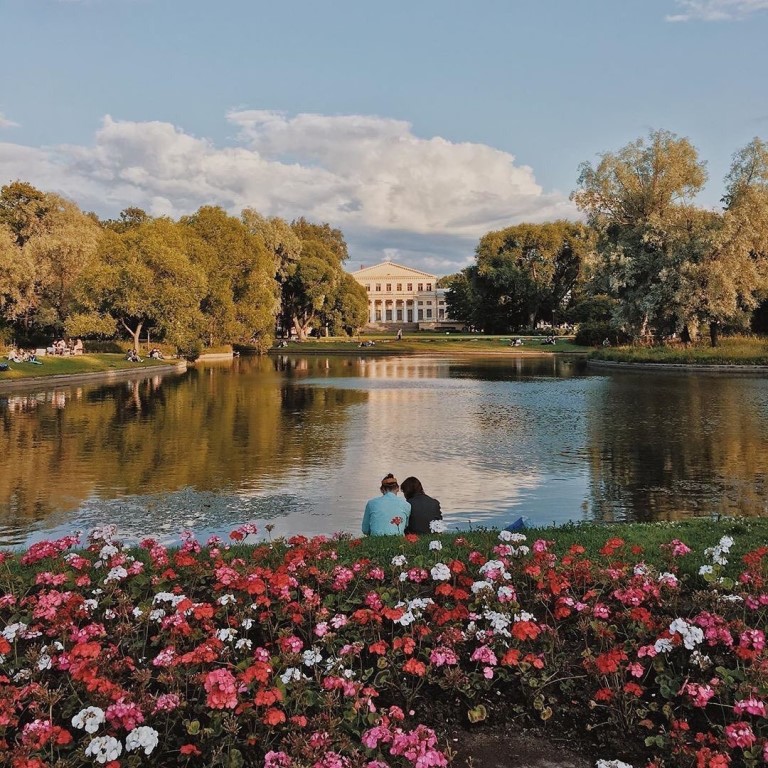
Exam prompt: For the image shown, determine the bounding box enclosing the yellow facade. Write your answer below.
[349,261,449,326]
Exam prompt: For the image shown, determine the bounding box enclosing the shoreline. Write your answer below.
[0,360,188,393]
[587,358,768,374]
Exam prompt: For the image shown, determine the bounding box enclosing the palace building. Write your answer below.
[349,261,454,329]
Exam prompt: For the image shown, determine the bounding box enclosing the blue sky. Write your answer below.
[1,0,767,274]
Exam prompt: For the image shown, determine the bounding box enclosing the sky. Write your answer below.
[1,0,767,275]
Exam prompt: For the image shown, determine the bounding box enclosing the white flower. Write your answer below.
[514,611,535,623]
[241,618,254,630]
[72,706,106,734]
[498,530,526,543]
[398,572,408,582]
[2,622,27,642]
[471,580,494,594]
[235,638,253,651]
[104,566,128,583]
[497,585,516,602]
[719,535,734,551]
[217,593,236,605]
[699,565,713,575]
[391,555,408,567]
[149,609,166,622]
[302,648,323,667]
[99,544,119,560]
[153,591,186,606]
[483,609,511,634]
[633,563,648,576]
[669,618,703,650]
[658,572,678,587]
[83,599,99,612]
[132,606,143,618]
[37,652,52,671]
[429,520,447,534]
[430,563,451,581]
[653,638,673,654]
[280,667,303,684]
[85,735,122,763]
[596,760,634,768]
[125,726,159,755]
[429,540,443,551]
[216,628,237,642]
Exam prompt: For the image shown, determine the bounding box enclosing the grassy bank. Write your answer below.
[267,333,592,355]
[0,353,180,381]
[590,335,768,365]
[2,517,766,768]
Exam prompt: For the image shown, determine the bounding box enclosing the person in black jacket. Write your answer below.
[401,476,441,534]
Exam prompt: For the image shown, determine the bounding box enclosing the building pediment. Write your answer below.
[350,261,436,280]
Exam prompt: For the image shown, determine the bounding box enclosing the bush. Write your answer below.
[575,321,627,347]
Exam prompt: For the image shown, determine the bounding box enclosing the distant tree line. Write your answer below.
[445,131,768,346]
[0,182,368,352]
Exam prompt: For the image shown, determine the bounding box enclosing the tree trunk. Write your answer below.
[709,321,720,348]
[122,319,143,353]
[681,325,691,345]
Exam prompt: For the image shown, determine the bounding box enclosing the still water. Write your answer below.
[2,354,768,547]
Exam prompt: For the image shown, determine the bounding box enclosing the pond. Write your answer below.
[2,354,767,547]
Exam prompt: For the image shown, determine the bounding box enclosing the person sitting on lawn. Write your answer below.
[149,348,164,359]
[361,473,411,536]
[126,349,142,363]
[73,338,84,355]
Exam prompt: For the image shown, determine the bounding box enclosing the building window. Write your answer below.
[426,300,432,305]
[418,309,424,320]
[366,284,370,292]
[439,309,445,319]
[396,283,402,291]
[438,300,444,305]
[426,283,432,291]
[417,300,423,305]
[407,283,412,291]
[375,284,381,292]
[386,283,392,291]
[426,309,432,319]
[375,310,382,321]
[396,309,403,320]
[417,283,423,292]
[386,309,393,321]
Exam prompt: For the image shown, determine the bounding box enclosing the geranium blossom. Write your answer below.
[84,735,122,764]
[125,726,159,755]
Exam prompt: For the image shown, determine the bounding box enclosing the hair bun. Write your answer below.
[381,473,399,487]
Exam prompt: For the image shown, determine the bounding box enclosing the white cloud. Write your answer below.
[0,113,19,129]
[666,0,768,21]
[0,111,576,272]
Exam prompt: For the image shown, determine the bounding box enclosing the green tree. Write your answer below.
[471,221,593,331]
[0,182,100,337]
[572,129,707,340]
[71,218,206,353]
[181,206,279,349]
[325,272,369,336]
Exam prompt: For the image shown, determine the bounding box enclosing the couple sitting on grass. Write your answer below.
[361,473,442,536]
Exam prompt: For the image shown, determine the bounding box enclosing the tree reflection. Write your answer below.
[586,372,768,521]
[0,357,366,536]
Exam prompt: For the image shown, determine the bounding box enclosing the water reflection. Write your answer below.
[1,355,767,547]
[586,371,768,521]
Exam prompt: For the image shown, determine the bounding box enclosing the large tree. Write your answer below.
[572,129,707,340]
[453,221,593,332]
[181,206,279,349]
[0,182,100,337]
[70,218,206,353]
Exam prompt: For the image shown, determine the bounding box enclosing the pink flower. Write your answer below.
[470,645,498,665]
[724,721,756,749]
[733,697,766,717]
[265,751,293,768]
[203,668,238,710]
[106,699,144,731]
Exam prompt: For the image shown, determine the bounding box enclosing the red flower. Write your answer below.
[263,707,287,726]
[180,744,202,756]
[402,658,427,676]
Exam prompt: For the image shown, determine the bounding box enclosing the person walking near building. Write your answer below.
[362,473,410,536]
[401,476,441,534]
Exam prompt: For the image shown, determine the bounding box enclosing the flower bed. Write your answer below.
[1,523,766,767]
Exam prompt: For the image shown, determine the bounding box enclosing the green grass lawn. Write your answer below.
[590,334,768,365]
[0,353,180,381]
[270,333,592,355]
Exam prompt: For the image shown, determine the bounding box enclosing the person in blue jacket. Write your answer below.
[362,473,411,536]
